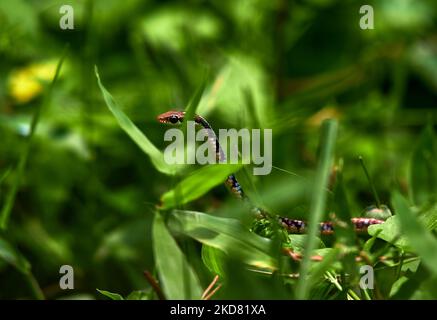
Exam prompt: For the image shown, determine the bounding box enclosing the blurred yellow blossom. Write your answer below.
[8,60,58,104]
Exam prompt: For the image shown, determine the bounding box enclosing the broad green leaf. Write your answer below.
[95,66,182,176]
[392,192,437,276]
[201,245,226,277]
[369,204,437,250]
[297,119,338,299]
[409,125,437,206]
[97,289,124,300]
[368,216,411,250]
[0,236,31,274]
[169,210,276,270]
[152,212,203,300]
[159,164,242,209]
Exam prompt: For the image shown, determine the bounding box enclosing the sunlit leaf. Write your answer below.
[96,289,124,300]
[152,212,203,300]
[169,210,276,270]
[201,245,226,277]
[95,66,183,176]
[159,164,242,209]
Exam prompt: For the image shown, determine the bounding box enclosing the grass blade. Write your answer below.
[0,47,67,230]
[95,66,182,176]
[296,119,338,299]
[152,212,203,299]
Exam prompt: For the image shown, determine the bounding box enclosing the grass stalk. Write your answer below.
[295,119,338,299]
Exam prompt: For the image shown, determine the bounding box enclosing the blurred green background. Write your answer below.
[0,0,437,299]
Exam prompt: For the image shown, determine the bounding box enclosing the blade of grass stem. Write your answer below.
[296,119,338,299]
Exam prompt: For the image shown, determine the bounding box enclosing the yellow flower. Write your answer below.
[8,61,58,104]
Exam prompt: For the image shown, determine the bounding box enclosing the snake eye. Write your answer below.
[169,115,179,124]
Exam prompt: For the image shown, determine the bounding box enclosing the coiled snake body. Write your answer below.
[157,110,385,235]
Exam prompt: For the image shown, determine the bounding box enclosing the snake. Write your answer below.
[157,110,385,235]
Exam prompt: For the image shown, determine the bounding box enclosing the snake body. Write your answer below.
[157,110,385,235]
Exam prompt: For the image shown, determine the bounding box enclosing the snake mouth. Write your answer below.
[156,116,168,124]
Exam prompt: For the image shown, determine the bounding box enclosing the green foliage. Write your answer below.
[1,0,437,300]
[169,210,276,270]
[159,164,242,209]
[95,66,182,176]
[97,289,124,300]
[152,212,203,299]
[392,192,437,276]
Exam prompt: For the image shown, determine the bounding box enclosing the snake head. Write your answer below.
[157,110,186,124]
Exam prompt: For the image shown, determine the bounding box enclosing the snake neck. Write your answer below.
[193,115,250,200]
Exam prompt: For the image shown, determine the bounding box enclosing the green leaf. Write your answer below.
[152,212,203,300]
[96,289,124,300]
[159,164,242,209]
[95,66,182,176]
[392,192,437,276]
[169,210,277,270]
[368,216,411,250]
[201,245,226,277]
[0,236,31,275]
[368,204,437,249]
[296,119,338,299]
